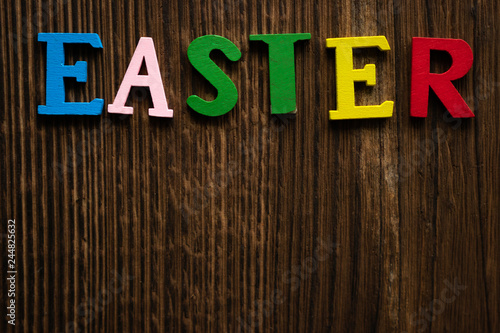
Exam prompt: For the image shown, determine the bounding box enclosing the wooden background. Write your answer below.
[1,0,499,332]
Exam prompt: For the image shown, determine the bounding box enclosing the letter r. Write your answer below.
[411,37,474,118]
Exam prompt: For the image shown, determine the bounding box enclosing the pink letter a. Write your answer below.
[108,37,173,117]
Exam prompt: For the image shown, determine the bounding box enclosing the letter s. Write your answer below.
[187,35,241,117]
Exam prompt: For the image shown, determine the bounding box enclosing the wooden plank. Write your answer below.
[0,0,498,332]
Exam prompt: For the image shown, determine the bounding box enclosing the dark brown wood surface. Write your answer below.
[1,0,499,332]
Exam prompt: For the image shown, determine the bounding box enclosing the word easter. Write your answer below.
[38,33,475,119]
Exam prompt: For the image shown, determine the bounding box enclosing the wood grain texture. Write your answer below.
[0,0,498,332]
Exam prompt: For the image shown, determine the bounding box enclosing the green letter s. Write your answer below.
[187,35,241,117]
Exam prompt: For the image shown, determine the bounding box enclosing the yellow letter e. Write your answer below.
[326,36,393,120]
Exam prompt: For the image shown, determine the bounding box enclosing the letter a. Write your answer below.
[108,37,173,117]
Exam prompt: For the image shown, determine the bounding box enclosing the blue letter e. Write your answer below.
[38,33,104,115]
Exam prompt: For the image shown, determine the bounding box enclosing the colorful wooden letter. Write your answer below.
[410,37,474,118]
[249,33,311,114]
[187,35,241,117]
[38,33,104,115]
[326,36,393,120]
[108,37,173,117]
